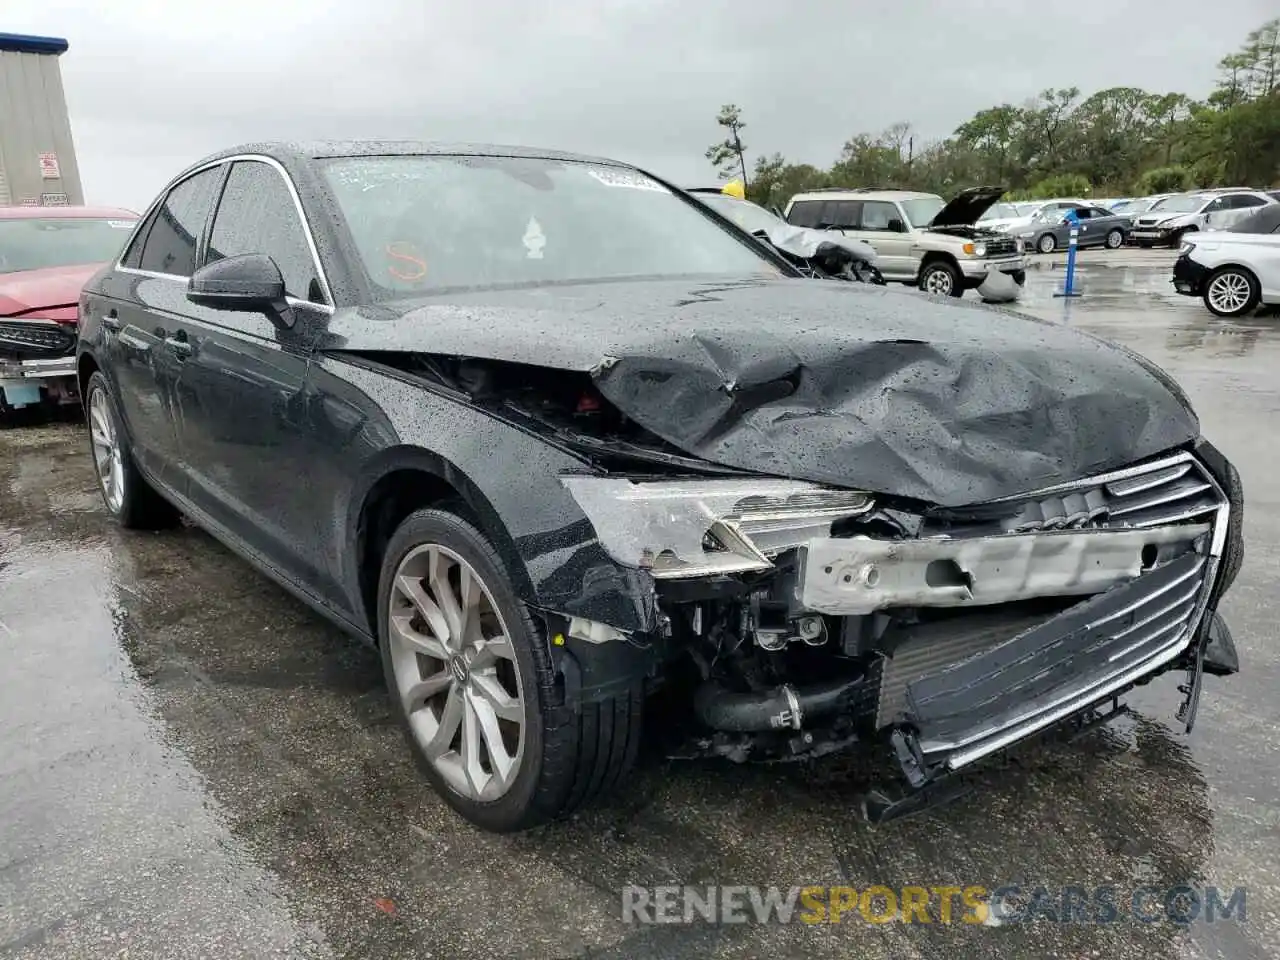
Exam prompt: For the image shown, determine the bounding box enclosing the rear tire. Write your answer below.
[377,508,642,832]
[918,261,963,298]
[1202,267,1260,318]
[84,372,180,529]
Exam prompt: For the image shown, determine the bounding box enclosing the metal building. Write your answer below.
[0,32,83,207]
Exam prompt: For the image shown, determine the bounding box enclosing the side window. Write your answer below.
[823,201,861,229]
[137,167,223,277]
[1071,207,1093,220]
[859,201,898,230]
[119,212,156,269]
[1204,197,1227,212]
[207,161,323,303]
[787,201,823,228]
[1232,195,1267,209]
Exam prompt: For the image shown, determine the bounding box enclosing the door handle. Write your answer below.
[164,332,193,359]
[102,309,121,332]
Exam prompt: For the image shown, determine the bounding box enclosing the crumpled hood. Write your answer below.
[0,263,97,319]
[324,277,1199,506]
[755,222,877,264]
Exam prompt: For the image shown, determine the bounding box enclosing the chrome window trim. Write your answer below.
[114,153,334,308]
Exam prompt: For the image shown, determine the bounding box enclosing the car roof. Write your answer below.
[788,189,937,202]
[193,140,626,169]
[0,205,137,220]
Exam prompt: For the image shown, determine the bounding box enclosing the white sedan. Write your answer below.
[1173,205,1280,317]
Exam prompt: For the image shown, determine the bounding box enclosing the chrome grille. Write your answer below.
[0,320,76,356]
[880,453,1228,762]
[994,458,1221,533]
[983,235,1018,257]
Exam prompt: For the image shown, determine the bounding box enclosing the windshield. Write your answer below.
[696,193,784,235]
[1147,194,1208,214]
[979,203,1022,221]
[0,217,137,275]
[900,197,945,228]
[321,156,781,296]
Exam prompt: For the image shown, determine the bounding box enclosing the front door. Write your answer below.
[855,200,917,279]
[171,159,335,598]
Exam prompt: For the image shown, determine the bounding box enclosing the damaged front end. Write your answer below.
[561,445,1242,820]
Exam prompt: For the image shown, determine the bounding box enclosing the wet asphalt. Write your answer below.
[1,249,1277,959]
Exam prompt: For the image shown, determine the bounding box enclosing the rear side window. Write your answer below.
[207,161,323,303]
[787,200,824,228]
[1229,194,1267,209]
[137,166,223,277]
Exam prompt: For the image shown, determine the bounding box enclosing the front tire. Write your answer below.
[918,261,963,297]
[84,371,180,529]
[377,508,641,832]
[1105,229,1124,249]
[1202,267,1260,318]
[1037,233,1057,254]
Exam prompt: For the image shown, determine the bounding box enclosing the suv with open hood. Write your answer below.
[784,187,1026,300]
[77,143,1242,833]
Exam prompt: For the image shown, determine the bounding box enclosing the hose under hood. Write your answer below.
[694,675,864,732]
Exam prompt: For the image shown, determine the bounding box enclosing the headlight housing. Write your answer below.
[973,243,987,258]
[562,477,874,578]
[1179,240,1196,255]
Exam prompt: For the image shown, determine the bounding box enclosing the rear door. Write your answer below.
[853,199,915,279]
[173,159,334,595]
[97,165,224,489]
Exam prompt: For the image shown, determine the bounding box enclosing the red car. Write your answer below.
[0,206,138,413]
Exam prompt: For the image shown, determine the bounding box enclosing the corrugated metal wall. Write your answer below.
[0,50,83,206]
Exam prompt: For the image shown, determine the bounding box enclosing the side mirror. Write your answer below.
[188,254,290,322]
[887,218,906,233]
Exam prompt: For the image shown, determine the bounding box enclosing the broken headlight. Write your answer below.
[561,477,874,578]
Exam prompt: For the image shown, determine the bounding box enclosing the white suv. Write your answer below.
[784,187,1027,299]
[1130,191,1276,248]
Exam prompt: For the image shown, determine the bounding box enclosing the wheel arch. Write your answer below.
[919,250,960,272]
[77,351,100,402]
[349,446,536,640]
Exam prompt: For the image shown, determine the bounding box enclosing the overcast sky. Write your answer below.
[6,0,1276,209]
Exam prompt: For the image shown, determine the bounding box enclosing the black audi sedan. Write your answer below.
[77,142,1243,832]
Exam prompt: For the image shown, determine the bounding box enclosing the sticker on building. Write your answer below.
[40,193,69,206]
[38,153,60,179]
[18,197,38,206]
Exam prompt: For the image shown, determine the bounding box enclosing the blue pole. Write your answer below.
[1054,215,1083,299]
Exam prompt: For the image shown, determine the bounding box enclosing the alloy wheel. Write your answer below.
[1207,272,1252,315]
[1106,230,1123,249]
[923,267,953,296]
[88,387,124,513]
[387,543,525,801]
[1038,234,1056,254]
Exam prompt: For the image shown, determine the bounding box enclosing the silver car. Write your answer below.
[1131,191,1276,247]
